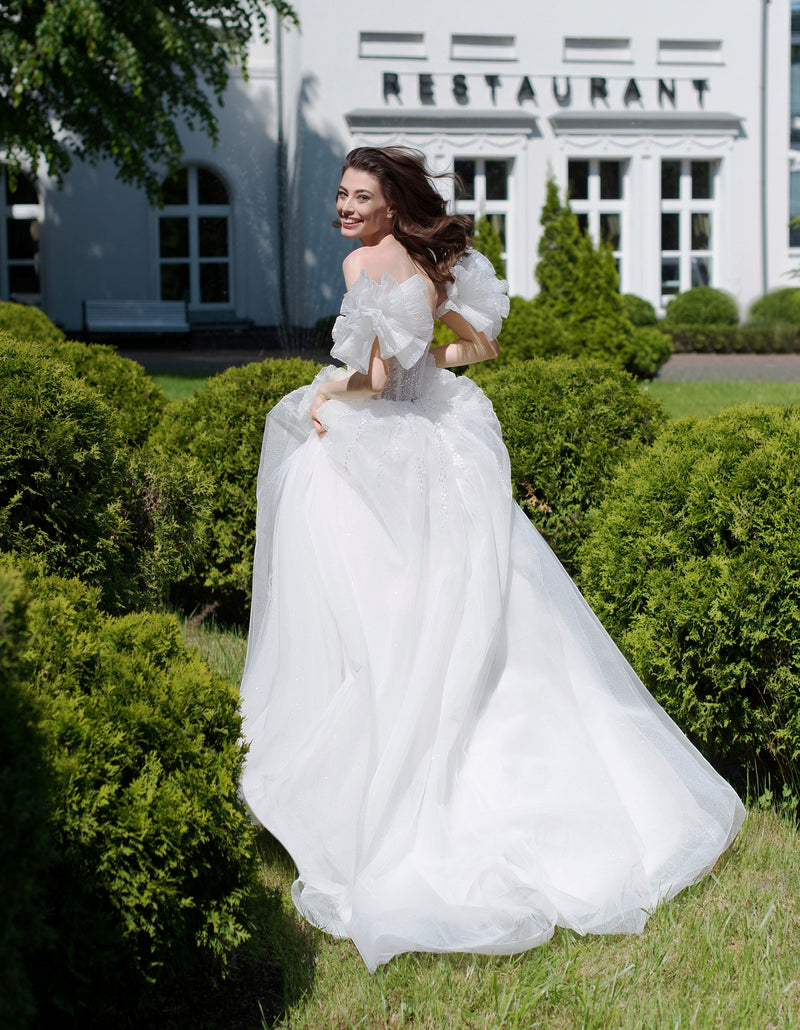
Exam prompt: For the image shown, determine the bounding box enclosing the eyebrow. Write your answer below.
[338,186,373,196]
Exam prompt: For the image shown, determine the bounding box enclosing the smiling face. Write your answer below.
[336,168,395,246]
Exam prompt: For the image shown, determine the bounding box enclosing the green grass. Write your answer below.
[180,621,800,1030]
[151,371,210,400]
[643,380,800,419]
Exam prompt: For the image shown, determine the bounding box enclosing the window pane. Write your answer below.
[691,212,712,250]
[6,172,38,206]
[488,213,506,249]
[200,263,230,303]
[454,160,475,201]
[199,217,228,257]
[8,265,40,294]
[161,168,188,205]
[160,217,189,258]
[485,160,508,201]
[576,212,589,235]
[793,42,800,121]
[160,263,190,301]
[197,168,229,205]
[599,161,622,200]
[568,160,589,201]
[691,256,711,287]
[790,169,800,246]
[661,257,680,295]
[691,162,713,200]
[7,218,38,260]
[661,160,680,200]
[600,212,621,249]
[661,212,680,251]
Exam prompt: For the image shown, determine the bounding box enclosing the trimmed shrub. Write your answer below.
[0,300,65,345]
[664,286,739,326]
[149,357,320,622]
[748,287,800,326]
[5,558,257,1022]
[627,326,674,379]
[622,293,657,326]
[0,334,206,612]
[578,405,800,790]
[468,357,666,573]
[48,339,166,446]
[0,565,53,1030]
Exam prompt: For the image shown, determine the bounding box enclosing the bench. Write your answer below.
[84,300,189,334]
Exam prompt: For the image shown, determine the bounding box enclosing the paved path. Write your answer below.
[118,347,800,382]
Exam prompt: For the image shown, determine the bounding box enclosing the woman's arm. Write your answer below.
[432,309,499,368]
[311,338,388,434]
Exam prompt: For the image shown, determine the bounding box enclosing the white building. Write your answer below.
[3,0,798,335]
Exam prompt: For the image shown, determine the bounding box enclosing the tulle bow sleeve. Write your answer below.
[435,250,510,340]
[331,271,434,373]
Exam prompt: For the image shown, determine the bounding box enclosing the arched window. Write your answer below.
[1,168,41,302]
[158,167,231,307]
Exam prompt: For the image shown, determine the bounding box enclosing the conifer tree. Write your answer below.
[472,216,506,279]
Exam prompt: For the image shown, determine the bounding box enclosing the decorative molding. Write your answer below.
[550,111,743,136]
[345,108,541,136]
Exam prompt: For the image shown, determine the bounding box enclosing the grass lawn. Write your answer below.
[151,371,210,400]
[643,379,800,419]
[183,622,800,1030]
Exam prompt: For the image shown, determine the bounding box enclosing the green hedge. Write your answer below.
[622,293,657,326]
[0,300,65,345]
[4,558,257,1023]
[0,565,54,1030]
[468,357,666,573]
[664,286,739,326]
[0,334,206,612]
[149,358,320,622]
[667,324,800,354]
[578,404,800,791]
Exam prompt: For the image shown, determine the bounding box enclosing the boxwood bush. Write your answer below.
[149,357,320,623]
[666,324,800,354]
[622,293,657,326]
[468,357,666,573]
[0,299,65,345]
[578,405,800,790]
[0,334,206,612]
[664,286,739,326]
[6,558,258,1023]
[748,287,800,326]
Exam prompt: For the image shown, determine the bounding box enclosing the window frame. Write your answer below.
[452,157,513,271]
[566,157,628,288]
[659,158,719,303]
[1,167,43,304]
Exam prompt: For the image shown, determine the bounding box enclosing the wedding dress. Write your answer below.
[239,250,744,972]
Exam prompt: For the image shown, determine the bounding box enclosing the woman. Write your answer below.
[240,147,744,972]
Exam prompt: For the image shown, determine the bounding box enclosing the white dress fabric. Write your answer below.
[240,250,745,972]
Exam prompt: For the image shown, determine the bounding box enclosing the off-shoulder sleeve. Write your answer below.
[330,271,434,373]
[435,250,510,340]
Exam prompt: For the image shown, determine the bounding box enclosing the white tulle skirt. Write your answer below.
[240,363,744,972]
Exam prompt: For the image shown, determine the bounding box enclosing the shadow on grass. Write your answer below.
[153,832,317,1029]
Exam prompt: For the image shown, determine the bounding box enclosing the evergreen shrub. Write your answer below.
[666,324,800,354]
[149,357,320,622]
[627,326,674,379]
[469,357,666,573]
[48,339,166,446]
[578,405,800,790]
[0,334,206,612]
[472,215,506,279]
[0,300,65,345]
[6,558,257,1021]
[0,565,53,1030]
[622,293,657,326]
[664,286,739,326]
[748,287,800,326]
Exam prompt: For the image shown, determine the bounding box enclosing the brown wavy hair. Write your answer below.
[335,147,472,284]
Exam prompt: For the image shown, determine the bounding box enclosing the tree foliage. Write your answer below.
[472,215,506,279]
[0,0,298,202]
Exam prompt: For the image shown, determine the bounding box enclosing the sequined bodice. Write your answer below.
[379,352,431,402]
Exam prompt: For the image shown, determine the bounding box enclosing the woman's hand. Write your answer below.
[311,388,329,435]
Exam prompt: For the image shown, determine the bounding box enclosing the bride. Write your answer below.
[239,146,744,972]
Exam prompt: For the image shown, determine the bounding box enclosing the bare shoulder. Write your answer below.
[342,249,370,289]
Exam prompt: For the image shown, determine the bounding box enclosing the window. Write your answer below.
[450,35,516,61]
[660,159,717,300]
[657,39,723,65]
[360,32,425,59]
[1,168,41,301]
[567,159,626,282]
[564,37,631,63]
[159,167,231,307]
[453,159,511,265]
